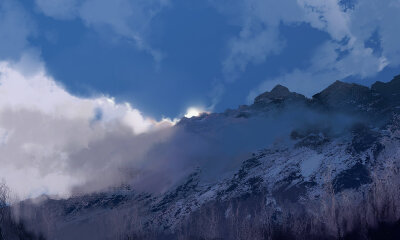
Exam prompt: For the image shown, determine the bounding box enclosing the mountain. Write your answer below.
[11,75,400,240]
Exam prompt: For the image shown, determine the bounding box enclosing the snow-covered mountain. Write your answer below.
[13,75,400,240]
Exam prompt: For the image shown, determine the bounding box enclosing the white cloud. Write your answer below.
[298,0,351,40]
[0,57,176,199]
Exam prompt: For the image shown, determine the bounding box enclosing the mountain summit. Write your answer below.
[254,84,306,105]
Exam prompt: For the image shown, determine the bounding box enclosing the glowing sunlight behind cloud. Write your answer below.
[184,107,208,118]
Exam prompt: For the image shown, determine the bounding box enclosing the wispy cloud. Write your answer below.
[211,0,400,103]
[247,41,388,102]
[0,0,36,60]
[211,0,304,82]
[248,0,399,100]
[35,0,170,63]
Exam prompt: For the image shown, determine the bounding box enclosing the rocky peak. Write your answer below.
[254,84,306,105]
[315,80,370,97]
[371,74,400,106]
[269,84,290,97]
[312,80,375,111]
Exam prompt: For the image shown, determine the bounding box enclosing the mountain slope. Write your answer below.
[14,75,400,240]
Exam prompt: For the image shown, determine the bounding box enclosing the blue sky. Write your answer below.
[1,0,400,118]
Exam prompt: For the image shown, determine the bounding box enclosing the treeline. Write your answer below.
[121,159,400,240]
[171,161,400,240]
[6,162,400,240]
[0,182,45,240]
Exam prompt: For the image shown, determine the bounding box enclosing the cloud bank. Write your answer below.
[0,56,175,199]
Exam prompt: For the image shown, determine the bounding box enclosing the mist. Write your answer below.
[68,105,358,195]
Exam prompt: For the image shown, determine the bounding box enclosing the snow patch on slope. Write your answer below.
[300,153,322,178]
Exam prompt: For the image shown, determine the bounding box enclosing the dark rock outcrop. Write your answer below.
[311,80,379,113]
[372,74,400,110]
[253,84,307,106]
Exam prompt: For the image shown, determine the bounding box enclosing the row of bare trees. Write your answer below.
[8,156,400,240]
[167,161,400,240]
[6,161,400,240]
[0,181,45,240]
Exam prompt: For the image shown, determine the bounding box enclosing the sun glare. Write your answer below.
[184,107,205,118]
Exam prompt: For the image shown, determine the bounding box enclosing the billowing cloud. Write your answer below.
[0,56,175,199]
[35,0,170,62]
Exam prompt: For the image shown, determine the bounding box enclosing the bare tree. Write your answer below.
[0,180,9,208]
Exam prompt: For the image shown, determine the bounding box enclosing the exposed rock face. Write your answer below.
[254,84,307,106]
[312,81,376,111]
[251,75,400,121]
[372,74,400,108]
